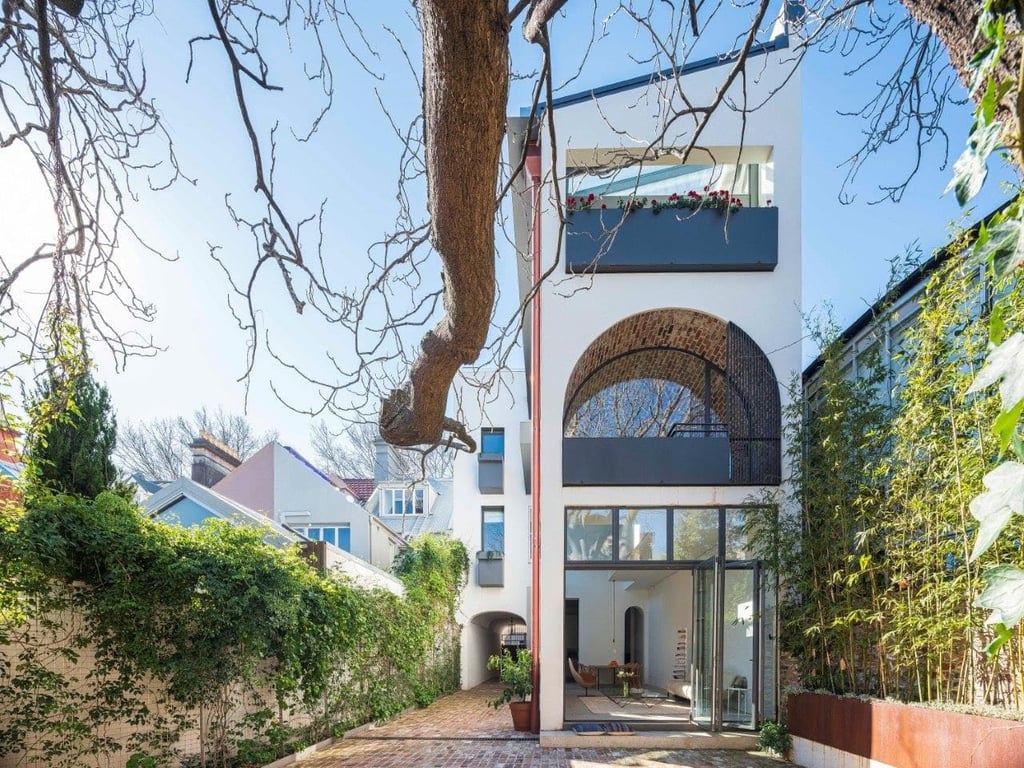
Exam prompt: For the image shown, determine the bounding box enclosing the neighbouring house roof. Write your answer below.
[372,477,454,538]
[801,208,1002,383]
[0,459,22,480]
[335,476,377,504]
[144,477,302,549]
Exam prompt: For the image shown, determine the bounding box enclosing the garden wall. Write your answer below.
[788,692,1024,768]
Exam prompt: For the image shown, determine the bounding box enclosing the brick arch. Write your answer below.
[563,308,729,425]
[562,308,781,484]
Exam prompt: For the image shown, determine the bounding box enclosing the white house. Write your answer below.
[213,441,405,573]
[144,476,403,595]
[456,5,804,735]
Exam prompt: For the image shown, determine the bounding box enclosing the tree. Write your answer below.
[0,0,1017,454]
[25,371,118,498]
[311,420,452,480]
[116,407,278,480]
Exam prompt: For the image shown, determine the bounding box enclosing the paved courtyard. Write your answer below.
[299,683,797,768]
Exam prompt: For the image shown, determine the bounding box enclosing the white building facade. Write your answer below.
[487,15,803,734]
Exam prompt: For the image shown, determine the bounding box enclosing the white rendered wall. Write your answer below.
[534,49,802,730]
[271,445,374,562]
[451,370,532,688]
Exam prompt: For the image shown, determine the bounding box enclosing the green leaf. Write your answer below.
[975,565,1024,628]
[989,301,1007,346]
[993,399,1024,453]
[968,462,1024,561]
[984,624,1013,657]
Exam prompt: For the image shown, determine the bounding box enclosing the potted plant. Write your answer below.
[758,719,791,758]
[486,648,533,731]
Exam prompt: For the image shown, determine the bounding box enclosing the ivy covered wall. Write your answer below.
[0,492,467,767]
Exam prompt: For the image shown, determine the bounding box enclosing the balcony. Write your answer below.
[565,206,778,273]
[563,437,732,486]
[476,551,505,587]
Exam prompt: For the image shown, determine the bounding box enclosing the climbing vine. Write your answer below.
[0,493,467,766]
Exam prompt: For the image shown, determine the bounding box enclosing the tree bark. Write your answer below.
[379,0,509,451]
[901,0,1022,147]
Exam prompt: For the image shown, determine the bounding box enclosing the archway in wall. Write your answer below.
[562,307,781,484]
[467,611,527,684]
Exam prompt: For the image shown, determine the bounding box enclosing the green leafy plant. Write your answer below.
[758,720,791,755]
[486,648,533,707]
[0,490,468,766]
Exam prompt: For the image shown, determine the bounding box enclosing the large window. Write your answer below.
[566,508,614,561]
[618,508,668,560]
[382,486,426,515]
[566,506,760,563]
[482,507,505,554]
[297,525,352,552]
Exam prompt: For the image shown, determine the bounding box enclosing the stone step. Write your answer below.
[540,729,760,750]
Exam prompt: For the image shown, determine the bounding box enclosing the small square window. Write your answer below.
[481,428,504,455]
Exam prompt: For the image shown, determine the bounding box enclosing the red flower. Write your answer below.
[601,203,607,209]
[588,193,595,201]
[703,185,710,191]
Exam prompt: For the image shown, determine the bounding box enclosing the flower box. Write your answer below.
[565,206,778,273]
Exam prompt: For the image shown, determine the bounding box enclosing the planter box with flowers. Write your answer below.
[565,191,778,273]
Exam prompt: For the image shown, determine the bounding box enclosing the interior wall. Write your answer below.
[646,570,692,689]
[564,571,646,667]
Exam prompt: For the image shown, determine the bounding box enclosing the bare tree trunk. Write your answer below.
[902,0,1022,145]
[379,0,509,451]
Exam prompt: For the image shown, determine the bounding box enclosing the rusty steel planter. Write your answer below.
[788,691,1024,768]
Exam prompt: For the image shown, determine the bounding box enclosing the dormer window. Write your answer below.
[382,485,426,515]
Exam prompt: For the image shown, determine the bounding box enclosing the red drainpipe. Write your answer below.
[526,137,542,734]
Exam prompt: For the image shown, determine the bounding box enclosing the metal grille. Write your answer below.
[726,322,782,484]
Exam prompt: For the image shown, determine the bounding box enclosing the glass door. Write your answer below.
[691,556,721,729]
[721,562,761,730]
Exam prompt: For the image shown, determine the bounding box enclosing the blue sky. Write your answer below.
[1,1,1014,461]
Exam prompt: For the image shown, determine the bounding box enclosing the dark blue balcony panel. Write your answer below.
[562,437,732,486]
[478,454,504,494]
[565,206,779,273]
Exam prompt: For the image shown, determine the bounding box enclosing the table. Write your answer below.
[588,664,621,690]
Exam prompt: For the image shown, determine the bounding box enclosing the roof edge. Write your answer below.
[520,35,789,116]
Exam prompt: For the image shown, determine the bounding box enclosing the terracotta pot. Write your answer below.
[509,700,531,732]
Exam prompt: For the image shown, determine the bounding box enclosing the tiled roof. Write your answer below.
[338,477,377,503]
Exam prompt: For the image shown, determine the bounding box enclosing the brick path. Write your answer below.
[299,683,796,768]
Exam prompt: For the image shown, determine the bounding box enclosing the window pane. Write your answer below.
[566,508,613,561]
[308,528,322,541]
[483,508,504,553]
[322,527,336,546]
[415,488,425,515]
[481,429,505,454]
[672,508,719,560]
[725,508,751,559]
[618,508,668,560]
[337,526,351,552]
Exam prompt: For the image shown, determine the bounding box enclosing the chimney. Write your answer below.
[373,438,396,483]
[190,432,242,487]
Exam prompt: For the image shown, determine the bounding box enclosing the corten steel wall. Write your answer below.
[789,692,1024,768]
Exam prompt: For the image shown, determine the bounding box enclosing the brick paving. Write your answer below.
[299,683,796,768]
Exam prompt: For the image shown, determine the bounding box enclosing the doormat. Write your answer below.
[571,722,635,736]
